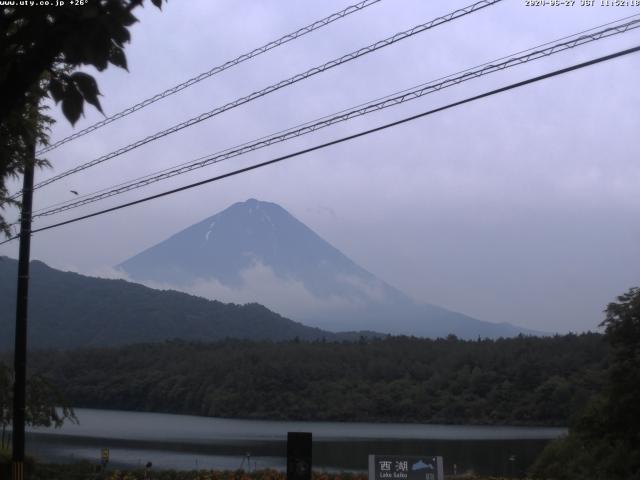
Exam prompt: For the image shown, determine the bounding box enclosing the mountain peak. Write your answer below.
[232,198,279,210]
[117,200,538,338]
[227,198,284,219]
[118,198,363,292]
[243,197,265,207]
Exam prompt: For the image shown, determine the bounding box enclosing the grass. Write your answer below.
[0,462,533,480]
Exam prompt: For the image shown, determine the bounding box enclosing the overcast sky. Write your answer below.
[2,0,639,333]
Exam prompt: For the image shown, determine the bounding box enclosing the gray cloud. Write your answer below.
[134,261,368,327]
[2,0,639,334]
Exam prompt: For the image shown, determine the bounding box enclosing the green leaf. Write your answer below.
[71,71,103,114]
[48,78,65,104]
[61,84,84,126]
[90,32,112,71]
[109,24,131,47]
[119,9,138,27]
[109,45,128,71]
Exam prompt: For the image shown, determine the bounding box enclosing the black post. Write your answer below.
[12,151,35,480]
[287,432,312,480]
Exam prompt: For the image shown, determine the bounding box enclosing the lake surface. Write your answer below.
[26,408,566,477]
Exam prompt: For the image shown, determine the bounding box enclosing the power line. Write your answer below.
[8,13,640,228]
[29,15,640,219]
[2,43,637,246]
[36,0,384,156]
[32,15,640,217]
[31,13,640,217]
[20,0,502,196]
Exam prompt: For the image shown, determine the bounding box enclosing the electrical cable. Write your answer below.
[18,0,502,196]
[28,15,640,219]
[2,43,637,246]
[36,0,385,155]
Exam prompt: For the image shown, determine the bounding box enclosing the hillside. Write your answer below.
[0,256,348,351]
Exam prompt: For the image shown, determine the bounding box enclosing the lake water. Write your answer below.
[26,408,566,477]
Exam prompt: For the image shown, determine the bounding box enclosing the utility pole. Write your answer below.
[12,145,35,480]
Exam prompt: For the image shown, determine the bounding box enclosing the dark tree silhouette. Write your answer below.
[0,0,165,236]
[530,287,640,480]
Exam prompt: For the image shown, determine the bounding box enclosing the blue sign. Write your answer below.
[368,455,443,480]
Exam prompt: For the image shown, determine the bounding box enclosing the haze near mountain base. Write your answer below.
[118,199,538,339]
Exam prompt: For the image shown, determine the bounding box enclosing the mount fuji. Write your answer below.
[118,199,537,338]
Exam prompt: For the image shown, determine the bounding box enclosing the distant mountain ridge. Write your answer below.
[0,256,362,351]
[118,199,540,338]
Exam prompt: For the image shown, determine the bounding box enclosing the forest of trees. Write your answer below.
[22,333,607,426]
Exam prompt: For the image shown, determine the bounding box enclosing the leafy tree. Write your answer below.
[25,333,608,426]
[0,81,53,237]
[0,0,165,236]
[600,287,640,446]
[530,287,640,480]
[0,362,76,450]
[1,0,164,125]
